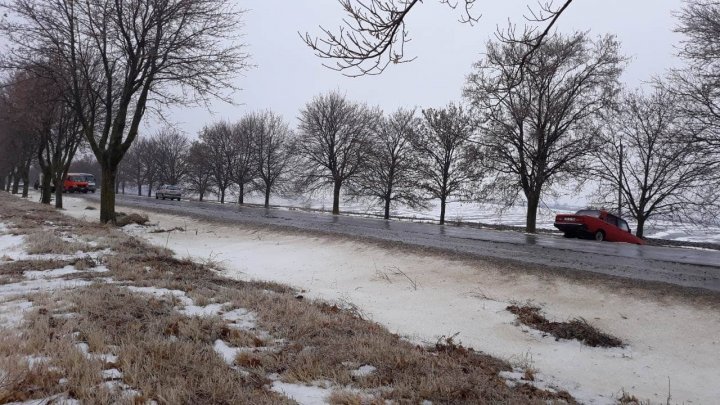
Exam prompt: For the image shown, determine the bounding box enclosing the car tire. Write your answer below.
[563,232,574,238]
[594,230,605,242]
[155,194,158,199]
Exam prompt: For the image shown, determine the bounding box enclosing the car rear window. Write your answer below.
[575,210,600,217]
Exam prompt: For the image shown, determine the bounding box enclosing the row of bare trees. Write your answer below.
[0,65,85,209]
[0,0,249,223]
[1,0,718,237]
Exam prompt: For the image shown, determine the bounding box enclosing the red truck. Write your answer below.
[48,174,90,193]
[554,209,644,245]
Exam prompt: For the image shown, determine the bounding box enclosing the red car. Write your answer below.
[554,209,644,245]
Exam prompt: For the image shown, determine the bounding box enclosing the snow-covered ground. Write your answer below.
[59,194,720,405]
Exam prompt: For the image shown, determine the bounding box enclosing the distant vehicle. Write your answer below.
[68,173,96,193]
[554,209,644,245]
[156,185,182,201]
[61,174,90,193]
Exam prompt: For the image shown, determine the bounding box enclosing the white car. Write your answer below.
[156,185,182,201]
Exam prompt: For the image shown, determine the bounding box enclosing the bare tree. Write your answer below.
[303,0,573,76]
[297,92,375,215]
[153,129,190,186]
[672,0,720,165]
[351,108,425,219]
[464,31,624,233]
[1,0,249,223]
[123,142,146,196]
[186,141,214,202]
[200,122,235,203]
[252,111,295,208]
[591,87,716,238]
[36,86,84,208]
[139,139,160,198]
[230,118,257,205]
[0,73,42,198]
[414,104,478,225]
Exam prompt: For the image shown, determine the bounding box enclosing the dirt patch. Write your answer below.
[507,305,623,348]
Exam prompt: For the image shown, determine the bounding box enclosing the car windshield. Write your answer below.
[575,210,600,217]
[84,176,95,182]
[166,185,180,190]
[618,219,630,232]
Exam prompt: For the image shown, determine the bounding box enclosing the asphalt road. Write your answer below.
[79,193,720,293]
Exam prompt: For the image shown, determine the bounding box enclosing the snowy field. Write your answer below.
[59,194,720,405]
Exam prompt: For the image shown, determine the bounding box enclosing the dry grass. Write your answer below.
[24,231,95,255]
[0,192,577,404]
[114,212,149,227]
[507,305,624,348]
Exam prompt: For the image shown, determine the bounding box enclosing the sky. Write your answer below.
[151,0,686,138]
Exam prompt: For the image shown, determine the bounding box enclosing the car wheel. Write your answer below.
[563,232,574,238]
[155,194,158,199]
[594,230,605,242]
[161,194,166,200]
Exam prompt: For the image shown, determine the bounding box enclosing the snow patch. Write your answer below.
[102,368,123,380]
[350,365,376,377]
[0,299,33,329]
[125,286,193,306]
[0,279,91,300]
[24,266,79,280]
[213,339,239,365]
[222,308,256,330]
[271,381,332,405]
[179,303,225,317]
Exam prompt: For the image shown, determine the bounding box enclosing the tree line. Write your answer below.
[1,0,720,239]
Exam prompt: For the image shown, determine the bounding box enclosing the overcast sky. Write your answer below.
[151,0,685,139]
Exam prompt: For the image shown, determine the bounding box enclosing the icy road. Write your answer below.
[82,193,720,292]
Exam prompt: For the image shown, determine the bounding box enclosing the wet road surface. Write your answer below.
[79,193,720,292]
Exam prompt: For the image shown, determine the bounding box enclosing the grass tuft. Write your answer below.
[507,305,624,348]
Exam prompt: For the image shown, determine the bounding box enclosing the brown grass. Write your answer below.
[23,231,97,255]
[507,305,624,348]
[114,212,149,227]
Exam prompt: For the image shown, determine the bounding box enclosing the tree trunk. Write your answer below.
[264,183,271,208]
[11,174,20,194]
[137,183,143,196]
[384,197,391,220]
[40,168,52,204]
[54,176,64,209]
[122,181,126,194]
[147,183,152,198]
[199,191,204,202]
[238,183,244,205]
[100,165,117,224]
[439,195,446,225]
[332,180,342,215]
[526,193,540,233]
[21,166,30,198]
[636,216,646,239]
[0,176,5,191]
[220,188,226,204]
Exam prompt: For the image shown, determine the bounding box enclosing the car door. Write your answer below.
[603,214,622,242]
